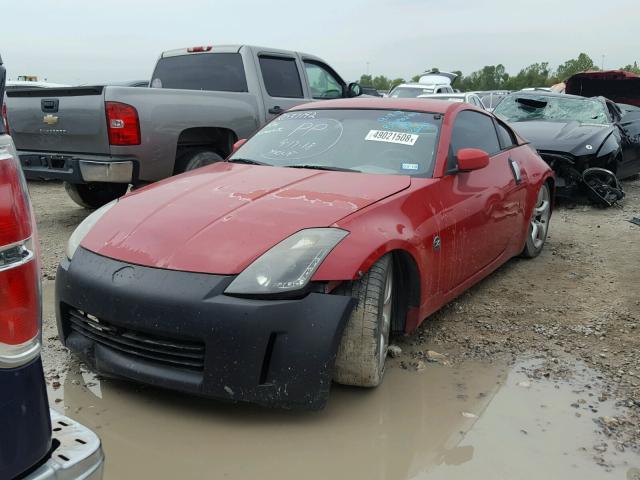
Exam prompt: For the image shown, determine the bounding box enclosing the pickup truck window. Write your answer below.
[150,53,247,92]
[258,56,303,99]
[304,62,343,99]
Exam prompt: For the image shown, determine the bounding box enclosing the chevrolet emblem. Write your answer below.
[43,114,59,125]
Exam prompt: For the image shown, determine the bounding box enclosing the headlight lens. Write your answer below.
[66,200,118,259]
[225,228,349,296]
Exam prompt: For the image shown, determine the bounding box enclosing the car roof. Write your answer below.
[418,93,468,98]
[505,90,593,101]
[160,44,324,62]
[288,97,467,115]
[393,83,439,88]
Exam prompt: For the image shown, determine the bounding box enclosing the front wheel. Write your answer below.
[64,182,128,209]
[521,183,551,258]
[333,254,394,387]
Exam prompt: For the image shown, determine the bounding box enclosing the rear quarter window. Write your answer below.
[150,53,247,92]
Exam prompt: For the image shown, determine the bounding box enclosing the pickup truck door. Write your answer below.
[255,53,310,121]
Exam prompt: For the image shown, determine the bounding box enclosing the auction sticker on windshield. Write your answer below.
[365,130,418,146]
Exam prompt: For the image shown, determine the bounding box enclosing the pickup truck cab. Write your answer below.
[0,54,104,480]
[6,45,362,208]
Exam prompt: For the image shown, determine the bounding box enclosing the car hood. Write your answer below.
[509,120,613,156]
[81,162,411,275]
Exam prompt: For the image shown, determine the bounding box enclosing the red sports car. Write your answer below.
[55,98,554,409]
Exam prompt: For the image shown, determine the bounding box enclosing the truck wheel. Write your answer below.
[176,150,223,173]
[64,182,128,209]
[333,254,394,387]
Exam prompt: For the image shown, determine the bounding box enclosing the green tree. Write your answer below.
[389,78,405,89]
[554,53,597,81]
[505,62,552,90]
[457,64,509,91]
[359,74,373,86]
[411,74,421,82]
[621,61,640,74]
[372,75,391,91]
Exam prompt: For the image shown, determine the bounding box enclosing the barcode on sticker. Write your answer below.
[365,130,418,146]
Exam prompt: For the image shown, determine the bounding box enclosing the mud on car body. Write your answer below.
[56,98,554,410]
[494,91,640,206]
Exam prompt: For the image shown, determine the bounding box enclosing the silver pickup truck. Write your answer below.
[6,45,362,207]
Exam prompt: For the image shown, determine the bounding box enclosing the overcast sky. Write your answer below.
[2,0,637,85]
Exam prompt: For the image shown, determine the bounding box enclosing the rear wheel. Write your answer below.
[521,183,551,258]
[64,182,128,209]
[175,150,223,173]
[333,254,394,387]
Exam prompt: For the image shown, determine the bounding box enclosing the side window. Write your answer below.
[449,110,501,170]
[258,56,303,99]
[495,119,517,149]
[304,61,343,99]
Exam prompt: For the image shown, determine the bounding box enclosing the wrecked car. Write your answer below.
[55,98,553,410]
[494,91,640,205]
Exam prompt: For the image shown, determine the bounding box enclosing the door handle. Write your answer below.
[508,158,522,184]
[268,106,284,115]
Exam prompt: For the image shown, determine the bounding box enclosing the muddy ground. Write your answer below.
[30,178,640,478]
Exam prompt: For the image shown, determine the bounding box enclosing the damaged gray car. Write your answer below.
[494,91,640,206]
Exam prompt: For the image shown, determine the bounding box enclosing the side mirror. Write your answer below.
[232,138,247,153]
[347,82,362,98]
[457,148,490,172]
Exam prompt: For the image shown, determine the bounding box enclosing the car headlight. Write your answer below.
[66,200,118,260]
[225,228,349,296]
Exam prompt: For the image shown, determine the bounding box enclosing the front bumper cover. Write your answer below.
[56,248,355,410]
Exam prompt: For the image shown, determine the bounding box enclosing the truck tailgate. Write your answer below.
[6,86,110,154]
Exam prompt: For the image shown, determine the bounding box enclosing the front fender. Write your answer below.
[312,188,437,285]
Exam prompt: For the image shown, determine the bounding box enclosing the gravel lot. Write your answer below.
[31,177,640,469]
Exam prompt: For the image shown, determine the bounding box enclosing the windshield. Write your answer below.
[229,109,441,177]
[389,86,435,98]
[494,95,610,124]
[150,53,247,92]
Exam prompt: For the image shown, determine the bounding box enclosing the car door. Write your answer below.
[616,109,640,178]
[257,54,308,121]
[439,110,523,291]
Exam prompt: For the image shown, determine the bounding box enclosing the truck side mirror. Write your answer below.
[347,82,362,98]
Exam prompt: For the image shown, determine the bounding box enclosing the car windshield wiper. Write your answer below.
[227,158,271,166]
[287,164,361,173]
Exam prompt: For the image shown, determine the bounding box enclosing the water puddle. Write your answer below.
[44,352,638,480]
[42,280,639,478]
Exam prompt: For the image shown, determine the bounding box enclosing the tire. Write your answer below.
[333,254,394,387]
[521,182,551,258]
[176,150,223,173]
[64,182,128,209]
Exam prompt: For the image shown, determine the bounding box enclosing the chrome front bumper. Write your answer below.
[25,409,104,480]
